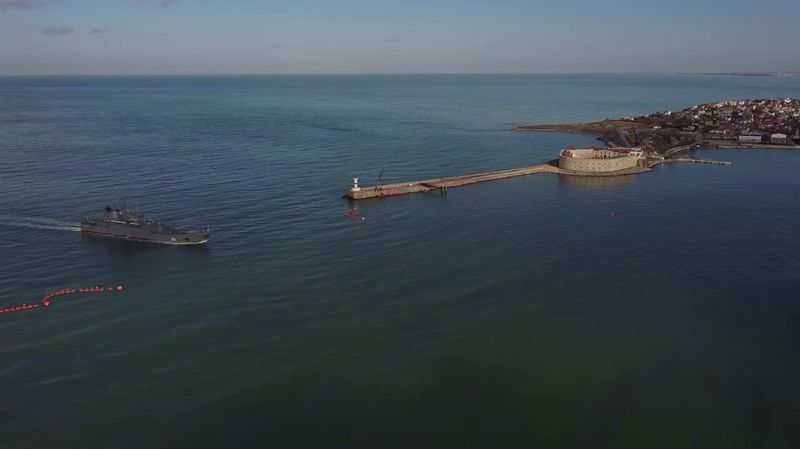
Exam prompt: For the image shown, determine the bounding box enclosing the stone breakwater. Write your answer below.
[346,164,560,200]
[344,163,662,200]
[344,156,731,200]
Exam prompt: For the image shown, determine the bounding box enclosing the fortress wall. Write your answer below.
[559,152,638,172]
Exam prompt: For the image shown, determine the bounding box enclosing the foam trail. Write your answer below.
[0,216,81,232]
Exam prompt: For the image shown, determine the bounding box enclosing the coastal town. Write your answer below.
[517,98,800,154]
[634,98,800,144]
[347,98,800,200]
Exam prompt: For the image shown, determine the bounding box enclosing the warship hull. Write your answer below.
[80,221,209,245]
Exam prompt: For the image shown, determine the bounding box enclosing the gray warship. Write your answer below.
[81,201,209,245]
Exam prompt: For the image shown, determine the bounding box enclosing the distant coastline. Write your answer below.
[692,72,800,78]
[516,98,800,156]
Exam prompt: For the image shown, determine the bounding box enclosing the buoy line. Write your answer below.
[0,285,124,317]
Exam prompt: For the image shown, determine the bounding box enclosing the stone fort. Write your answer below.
[559,147,643,173]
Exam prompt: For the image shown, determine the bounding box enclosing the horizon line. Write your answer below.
[0,71,791,77]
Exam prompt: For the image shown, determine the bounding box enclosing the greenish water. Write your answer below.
[1,75,800,448]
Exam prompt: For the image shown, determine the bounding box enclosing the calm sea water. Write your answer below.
[2,74,800,448]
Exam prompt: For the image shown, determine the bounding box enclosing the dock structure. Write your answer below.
[345,155,731,201]
[650,158,732,167]
[346,164,560,200]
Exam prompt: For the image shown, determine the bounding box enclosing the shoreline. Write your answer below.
[514,126,800,155]
[515,98,800,155]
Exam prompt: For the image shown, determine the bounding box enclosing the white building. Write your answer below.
[771,133,788,144]
[738,135,762,144]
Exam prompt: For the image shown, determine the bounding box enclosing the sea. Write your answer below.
[1,74,800,448]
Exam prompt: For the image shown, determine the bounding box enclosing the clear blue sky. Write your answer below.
[1,0,798,75]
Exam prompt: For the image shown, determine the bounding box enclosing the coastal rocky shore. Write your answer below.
[516,98,800,154]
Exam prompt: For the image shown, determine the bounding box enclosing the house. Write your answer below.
[708,130,730,140]
[716,109,734,120]
[738,135,762,144]
[771,133,788,144]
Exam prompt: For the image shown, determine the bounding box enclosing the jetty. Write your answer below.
[345,163,657,200]
[346,164,560,200]
[652,158,732,166]
[345,155,731,200]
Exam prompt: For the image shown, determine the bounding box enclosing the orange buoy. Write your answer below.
[3,283,124,317]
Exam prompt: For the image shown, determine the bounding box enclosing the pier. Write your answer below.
[345,163,650,200]
[651,157,732,167]
[346,164,561,200]
[345,155,731,201]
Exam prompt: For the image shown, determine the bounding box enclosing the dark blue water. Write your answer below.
[2,75,800,448]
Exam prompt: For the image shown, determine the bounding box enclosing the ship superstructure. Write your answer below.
[80,201,209,245]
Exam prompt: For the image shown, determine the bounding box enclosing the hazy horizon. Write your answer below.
[2,71,800,77]
[1,0,799,76]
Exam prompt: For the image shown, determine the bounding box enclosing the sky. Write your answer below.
[1,0,799,75]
